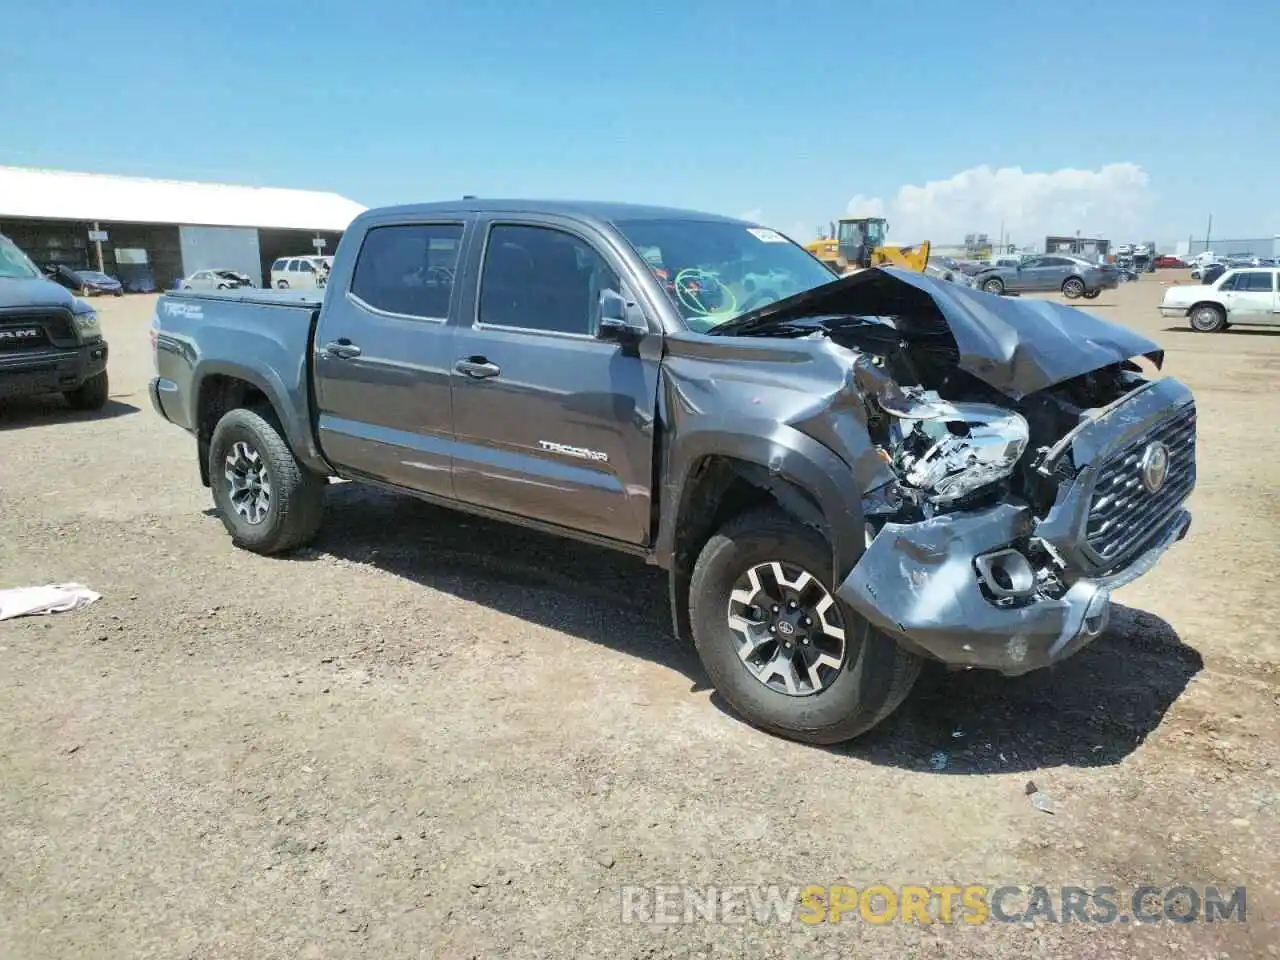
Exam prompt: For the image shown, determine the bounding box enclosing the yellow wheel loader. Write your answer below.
[804,217,930,275]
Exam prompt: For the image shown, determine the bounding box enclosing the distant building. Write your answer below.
[0,166,366,290]
[1045,235,1110,260]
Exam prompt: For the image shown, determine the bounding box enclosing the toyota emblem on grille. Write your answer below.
[1139,441,1170,494]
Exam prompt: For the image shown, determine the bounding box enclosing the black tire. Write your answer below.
[1061,277,1085,299]
[1082,288,1100,300]
[1189,304,1226,332]
[276,280,289,289]
[981,277,1004,295]
[113,289,124,297]
[217,283,228,290]
[64,370,109,411]
[689,508,921,745]
[207,407,325,554]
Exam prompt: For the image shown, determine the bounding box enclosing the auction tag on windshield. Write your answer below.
[746,227,787,243]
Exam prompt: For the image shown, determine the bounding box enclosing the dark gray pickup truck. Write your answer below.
[149,200,1196,744]
[1,232,110,409]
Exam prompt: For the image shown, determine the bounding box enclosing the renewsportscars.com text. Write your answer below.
[619,884,1247,926]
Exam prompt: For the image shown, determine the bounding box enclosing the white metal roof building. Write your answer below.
[0,166,368,290]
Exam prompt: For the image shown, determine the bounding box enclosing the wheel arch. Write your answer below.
[193,362,326,486]
[656,427,868,647]
[1187,300,1226,318]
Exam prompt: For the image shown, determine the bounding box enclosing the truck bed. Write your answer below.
[150,288,324,472]
[165,288,325,309]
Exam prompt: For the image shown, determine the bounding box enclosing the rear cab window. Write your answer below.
[349,222,464,319]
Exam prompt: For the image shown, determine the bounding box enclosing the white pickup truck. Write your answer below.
[1160,266,1279,332]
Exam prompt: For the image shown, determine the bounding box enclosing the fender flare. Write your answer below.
[192,359,329,474]
[657,420,869,581]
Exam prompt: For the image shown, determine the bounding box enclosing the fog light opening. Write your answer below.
[975,549,1036,599]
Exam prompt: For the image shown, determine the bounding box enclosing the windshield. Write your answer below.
[0,235,41,280]
[613,218,837,332]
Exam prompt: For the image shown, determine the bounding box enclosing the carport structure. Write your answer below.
[0,166,365,291]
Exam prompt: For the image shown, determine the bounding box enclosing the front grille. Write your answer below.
[1086,403,1196,565]
[0,311,75,352]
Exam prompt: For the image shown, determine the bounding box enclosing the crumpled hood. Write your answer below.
[709,267,1165,399]
[0,277,76,311]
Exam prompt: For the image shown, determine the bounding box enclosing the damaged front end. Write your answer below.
[714,268,1197,675]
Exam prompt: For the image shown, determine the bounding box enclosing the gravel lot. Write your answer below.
[2,275,1277,959]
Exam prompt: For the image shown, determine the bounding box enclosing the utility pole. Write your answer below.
[92,221,105,273]
[1205,214,1213,253]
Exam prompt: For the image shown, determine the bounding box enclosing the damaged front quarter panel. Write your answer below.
[704,268,1196,676]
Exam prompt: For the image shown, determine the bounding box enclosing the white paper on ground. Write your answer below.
[0,584,102,621]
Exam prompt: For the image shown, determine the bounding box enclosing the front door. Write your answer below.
[449,220,659,545]
[312,220,469,496]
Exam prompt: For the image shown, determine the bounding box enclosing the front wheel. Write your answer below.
[981,278,1004,295]
[1189,304,1226,332]
[1062,277,1085,299]
[64,370,109,411]
[689,508,921,745]
[208,407,326,554]
[276,280,289,289]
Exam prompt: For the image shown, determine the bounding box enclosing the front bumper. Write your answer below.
[839,377,1196,676]
[838,504,1190,675]
[0,341,108,399]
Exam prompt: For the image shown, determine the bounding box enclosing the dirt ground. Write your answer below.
[1,274,1277,959]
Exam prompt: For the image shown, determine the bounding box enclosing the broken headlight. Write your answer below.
[886,396,1029,504]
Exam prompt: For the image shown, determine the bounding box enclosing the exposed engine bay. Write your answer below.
[705,267,1194,675]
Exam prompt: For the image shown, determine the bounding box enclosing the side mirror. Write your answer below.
[596,289,646,343]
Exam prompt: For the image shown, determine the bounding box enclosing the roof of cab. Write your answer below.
[352,198,753,227]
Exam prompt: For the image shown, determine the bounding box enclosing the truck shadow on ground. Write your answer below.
[301,483,1202,774]
[0,397,140,430]
[835,602,1202,773]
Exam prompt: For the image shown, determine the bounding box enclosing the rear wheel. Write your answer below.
[1082,288,1100,299]
[276,279,289,289]
[981,277,1004,295]
[64,370,109,411]
[1189,304,1226,332]
[1062,277,1085,299]
[689,508,921,745]
[208,407,325,554]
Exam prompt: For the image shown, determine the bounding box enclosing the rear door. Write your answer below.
[448,217,660,545]
[312,219,471,496]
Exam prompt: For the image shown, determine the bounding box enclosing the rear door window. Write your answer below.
[271,259,287,272]
[350,222,464,319]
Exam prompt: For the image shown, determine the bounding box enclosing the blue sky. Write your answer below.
[2,0,1277,247]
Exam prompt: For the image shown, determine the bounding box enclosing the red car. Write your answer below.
[1154,255,1188,269]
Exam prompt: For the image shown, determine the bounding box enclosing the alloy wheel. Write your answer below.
[224,440,273,524]
[726,561,848,697]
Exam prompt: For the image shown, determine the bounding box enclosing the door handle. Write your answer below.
[454,357,501,379]
[323,339,362,359]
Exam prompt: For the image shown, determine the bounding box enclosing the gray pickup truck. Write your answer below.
[1,232,110,409]
[149,200,1196,744]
